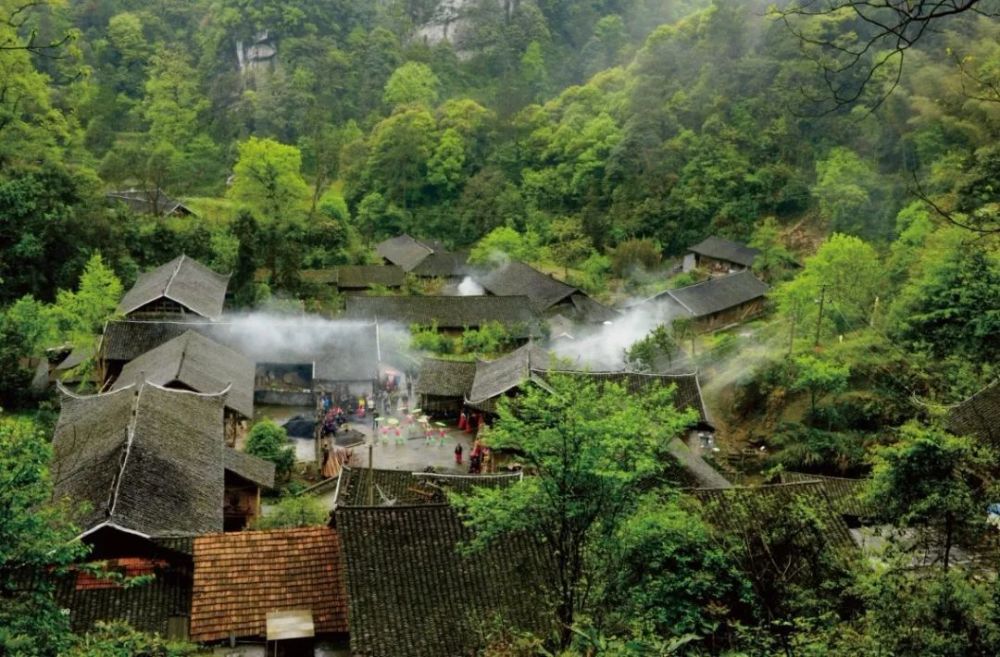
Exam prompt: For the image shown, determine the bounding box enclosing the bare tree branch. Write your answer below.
[776,0,1000,113]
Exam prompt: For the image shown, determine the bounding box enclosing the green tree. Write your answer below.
[364,108,436,208]
[626,325,679,371]
[749,217,796,283]
[812,147,879,236]
[245,420,295,482]
[252,495,328,529]
[47,253,122,351]
[382,61,439,108]
[452,374,697,649]
[866,421,995,571]
[426,128,466,194]
[1,416,88,656]
[228,137,310,223]
[792,354,850,420]
[65,621,196,657]
[468,227,543,265]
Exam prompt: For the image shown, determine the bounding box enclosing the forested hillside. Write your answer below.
[1,0,999,655]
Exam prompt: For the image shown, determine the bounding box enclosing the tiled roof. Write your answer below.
[334,467,522,507]
[689,481,857,554]
[100,319,204,362]
[467,343,551,405]
[947,379,1000,448]
[54,558,192,636]
[650,271,768,318]
[414,358,477,398]
[224,448,276,489]
[478,262,576,314]
[344,295,541,335]
[569,292,619,323]
[688,236,760,268]
[779,472,872,518]
[190,527,349,642]
[409,250,470,278]
[336,505,554,657]
[107,188,195,217]
[540,370,712,427]
[375,235,435,271]
[110,330,255,418]
[335,265,406,289]
[118,255,230,320]
[52,383,225,537]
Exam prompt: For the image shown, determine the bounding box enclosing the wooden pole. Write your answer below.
[367,442,374,506]
[814,284,827,347]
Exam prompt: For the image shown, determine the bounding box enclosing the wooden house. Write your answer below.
[647,271,769,332]
[335,503,554,657]
[375,234,469,281]
[49,383,275,639]
[108,330,255,446]
[189,527,349,654]
[107,188,197,217]
[345,295,543,339]
[117,254,229,320]
[413,358,477,416]
[477,261,618,324]
[685,236,760,273]
[333,264,406,293]
[947,379,1000,449]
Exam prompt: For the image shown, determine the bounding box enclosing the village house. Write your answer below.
[684,235,761,274]
[334,501,553,657]
[107,188,197,218]
[646,270,769,332]
[49,383,275,639]
[477,260,618,324]
[413,358,478,416]
[117,254,229,321]
[108,330,255,446]
[189,527,349,655]
[375,234,469,280]
[331,264,406,293]
[947,378,1000,449]
[344,294,543,339]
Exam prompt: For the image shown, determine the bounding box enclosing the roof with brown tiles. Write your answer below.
[190,527,348,642]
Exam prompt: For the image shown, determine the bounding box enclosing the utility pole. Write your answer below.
[870,295,880,328]
[814,284,828,347]
[367,442,374,506]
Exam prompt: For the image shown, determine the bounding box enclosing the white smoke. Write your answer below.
[457,276,485,296]
[549,300,683,370]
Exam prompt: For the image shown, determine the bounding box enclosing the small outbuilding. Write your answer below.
[478,261,618,323]
[685,236,760,273]
[647,271,769,331]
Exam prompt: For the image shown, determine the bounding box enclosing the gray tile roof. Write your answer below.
[336,504,554,657]
[467,343,551,405]
[688,236,760,268]
[118,255,230,319]
[224,448,276,489]
[375,235,435,271]
[947,379,1000,448]
[414,358,477,398]
[110,330,255,419]
[334,265,406,289]
[107,188,196,217]
[100,320,201,362]
[651,271,768,318]
[52,384,226,538]
[478,261,577,314]
[409,250,470,278]
[333,467,522,507]
[344,295,541,336]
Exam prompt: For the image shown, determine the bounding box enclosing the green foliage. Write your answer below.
[812,147,882,237]
[64,621,196,657]
[866,422,995,570]
[625,324,678,371]
[253,495,328,529]
[409,321,453,355]
[383,62,440,108]
[749,217,796,283]
[468,227,543,266]
[791,354,850,420]
[608,239,661,278]
[245,420,295,481]
[460,321,517,357]
[452,374,697,648]
[0,415,88,656]
[228,137,310,223]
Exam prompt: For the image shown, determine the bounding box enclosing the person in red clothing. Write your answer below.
[454,443,464,465]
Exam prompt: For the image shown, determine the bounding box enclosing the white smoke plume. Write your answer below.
[549,300,684,370]
[457,276,485,296]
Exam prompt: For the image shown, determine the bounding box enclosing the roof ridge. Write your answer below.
[108,384,145,522]
[162,254,186,299]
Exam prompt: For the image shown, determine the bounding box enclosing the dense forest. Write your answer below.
[1,0,999,655]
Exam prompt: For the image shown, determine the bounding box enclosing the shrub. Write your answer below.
[252,494,328,529]
[245,419,295,481]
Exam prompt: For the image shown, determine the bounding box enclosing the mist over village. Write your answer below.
[1,1,998,656]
